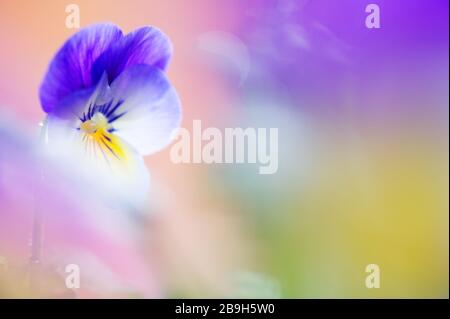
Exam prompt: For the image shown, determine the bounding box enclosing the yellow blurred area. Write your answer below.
[264,122,448,298]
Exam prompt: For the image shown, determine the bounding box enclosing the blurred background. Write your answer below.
[0,0,448,298]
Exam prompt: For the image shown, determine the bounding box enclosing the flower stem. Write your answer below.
[29,119,47,291]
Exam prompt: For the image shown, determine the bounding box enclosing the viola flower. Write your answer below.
[39,24,181,205]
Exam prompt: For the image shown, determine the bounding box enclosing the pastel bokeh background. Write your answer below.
[0,0,448,298]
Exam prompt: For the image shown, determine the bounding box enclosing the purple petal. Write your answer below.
[91,26,172,84]
[40,24,123,113]
[107,64,181,155]
[50,73,110,123]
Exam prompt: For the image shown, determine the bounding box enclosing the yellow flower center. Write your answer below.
[79,112,127,163]
[80,112,109,134]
